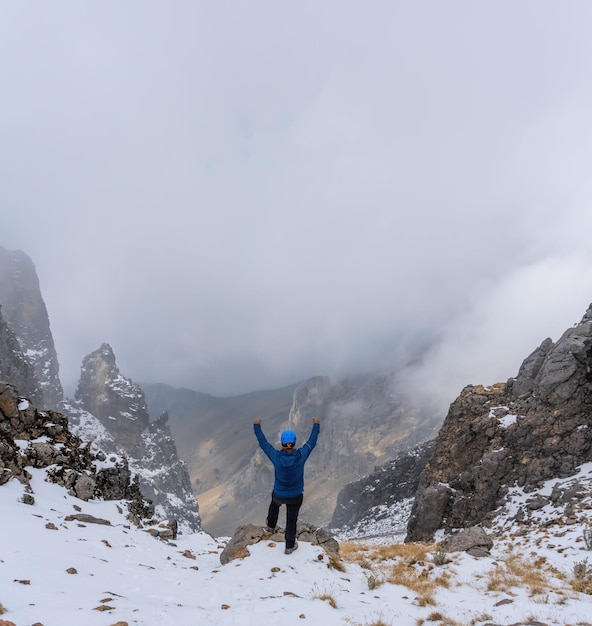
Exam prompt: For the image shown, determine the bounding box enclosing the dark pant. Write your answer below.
[267,491,303,548]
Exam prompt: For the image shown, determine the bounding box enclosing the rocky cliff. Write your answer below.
[69,344,201,533]
[406,303,592,542]
[0,247,63,407]
[0,306,41,404]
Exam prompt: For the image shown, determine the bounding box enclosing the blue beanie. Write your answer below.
[280,429,297,445]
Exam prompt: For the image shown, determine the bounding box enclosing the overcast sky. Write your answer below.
[2,2,592,409]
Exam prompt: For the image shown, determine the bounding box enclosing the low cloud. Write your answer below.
[1,3,592,402]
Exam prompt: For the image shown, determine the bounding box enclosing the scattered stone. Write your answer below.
[22,493,34,505]
[181,549,196,559]
[66,567,77,574]
[221,604,230,610]
[65,513,111,525]
[45,522,57,530]
[74,474,96,501]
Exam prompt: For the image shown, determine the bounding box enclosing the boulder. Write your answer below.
[220,521,340,565]
[440,526,493,555]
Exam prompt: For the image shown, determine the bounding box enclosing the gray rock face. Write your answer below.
[329,440,434,530]
[406,303,592,542]
[71,345,201,533]
[0,306,41,405]
[0,247,63,407]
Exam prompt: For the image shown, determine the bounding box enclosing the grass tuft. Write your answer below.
[311,584,338,608]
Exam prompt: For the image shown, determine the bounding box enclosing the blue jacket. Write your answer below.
[254,422,320,498]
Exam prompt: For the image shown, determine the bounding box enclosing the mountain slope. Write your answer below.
[2,459,592,625]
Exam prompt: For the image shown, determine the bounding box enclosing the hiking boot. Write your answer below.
[265,525,278,534]
[284,542,298,555]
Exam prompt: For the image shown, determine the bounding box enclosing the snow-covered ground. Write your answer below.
[2,467,592,626]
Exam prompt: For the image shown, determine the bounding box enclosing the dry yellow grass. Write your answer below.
[341,541,432,566]
[341,541,452,598]
[571,577,592,595]
[315,592,337,608]
[311,584,338,608]
[485,552,559,596]
[425,612,463,625]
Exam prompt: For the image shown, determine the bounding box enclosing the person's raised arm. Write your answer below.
[253,418,274,459]
[301,417,320,457]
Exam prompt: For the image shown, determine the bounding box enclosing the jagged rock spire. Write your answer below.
[75,343,149,448]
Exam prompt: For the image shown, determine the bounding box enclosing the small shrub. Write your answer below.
[574,558,589,580]
[366,573,381,590]
[432,548,448,566]
[583,526,592,550]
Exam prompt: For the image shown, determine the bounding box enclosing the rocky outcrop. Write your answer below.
[70,344,201,533]
[406,304,592,542]
[0,247,63,407]
[219,521,340,565]
[0,381,154,523]
[329,440,434,531]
